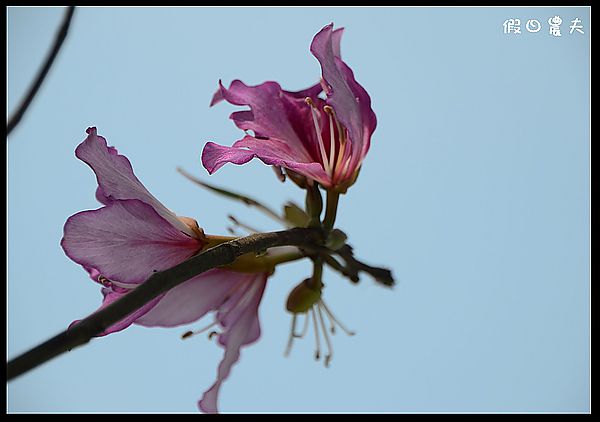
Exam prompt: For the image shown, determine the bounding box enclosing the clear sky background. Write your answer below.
[7,6,590,413]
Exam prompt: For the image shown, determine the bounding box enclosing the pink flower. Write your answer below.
[61,127,271,413]
[202,23,377,192]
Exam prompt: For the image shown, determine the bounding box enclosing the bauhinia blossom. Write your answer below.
[202,23,377,192]
[61,127,287,413]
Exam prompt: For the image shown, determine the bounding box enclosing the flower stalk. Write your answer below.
[323,190,340,233]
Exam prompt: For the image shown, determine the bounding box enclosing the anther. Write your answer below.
[180,320,218,340]
[97,275,112,287]
[208,331,219,340]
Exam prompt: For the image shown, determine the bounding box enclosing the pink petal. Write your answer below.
[198,273,268,414]
[310,24,377,174]
[61,199,202,285]
[135,269,243,327]
[68,287,163,337]
[202,137,329,186]
[209,80,322,158]
[76,127,196,238]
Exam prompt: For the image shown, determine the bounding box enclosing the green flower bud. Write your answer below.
[286,278,322,313]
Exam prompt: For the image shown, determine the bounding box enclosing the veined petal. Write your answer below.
[209,80,322,158]
[76,127,196,238]
[135,269,242,327]
[61,199,202,285]
[198,273,268,414]
[68,287,163,337]
[310,24,377,175]
[202,137,329,186]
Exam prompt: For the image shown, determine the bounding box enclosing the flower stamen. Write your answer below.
[323,105,337,173]
[311,306,321,361]
[181,320,219,340]
[284,313,297,357]
[305,97,332,177]
[284,312,311,357]
[317,303,333,368]
[321,299,355,336]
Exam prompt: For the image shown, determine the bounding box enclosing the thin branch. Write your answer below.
[7,6,76,136]
[6,227,322,382]
[177,167,289,226]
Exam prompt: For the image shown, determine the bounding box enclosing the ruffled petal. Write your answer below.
[209,80,322,158]
[202,137,329,186]
[198,273,268,414]
[61,199,202,285]
[310,24,377,174]
[135,269,242,327]
[68,287,163,337]
[76,127,196,238]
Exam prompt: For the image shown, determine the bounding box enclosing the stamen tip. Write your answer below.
[181,331,194,339]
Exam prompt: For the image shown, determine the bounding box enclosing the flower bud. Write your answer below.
[286,278,322,313]
[325,228,347,251]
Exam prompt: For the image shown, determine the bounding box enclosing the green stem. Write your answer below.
[323,190,340,233]
[306,183,323,228]
[309,256,324,291]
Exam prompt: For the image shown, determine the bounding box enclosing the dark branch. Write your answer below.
[335,245,395,287]
[6,227,322,382]
[7,6,76,136]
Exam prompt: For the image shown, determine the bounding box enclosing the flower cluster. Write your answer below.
[62,23,387,413]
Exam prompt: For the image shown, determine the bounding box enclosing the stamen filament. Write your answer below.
[324,106,336,172]
[317,302,333,367]
[284,313,297,356]
[311,306,321,360]
[321,299,355,336]
[295,312,310,338]
[306,97,332,177]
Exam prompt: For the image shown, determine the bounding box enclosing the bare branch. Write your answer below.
[7,6,76,136]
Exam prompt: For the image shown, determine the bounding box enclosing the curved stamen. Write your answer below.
[321,299,355,336]
[306,97,332,177]
[317,302,333,368]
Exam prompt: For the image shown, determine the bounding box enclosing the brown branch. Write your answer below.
[7,6,76,136]
[335,245,395,287]
[6,227,322,382]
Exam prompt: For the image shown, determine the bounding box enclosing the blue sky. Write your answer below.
[7,6,590,413]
